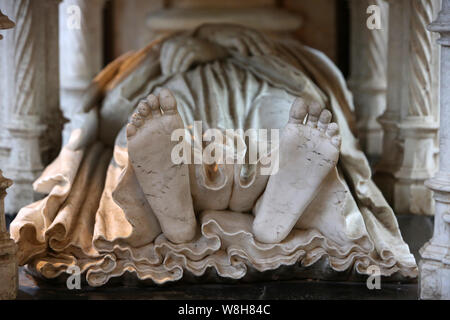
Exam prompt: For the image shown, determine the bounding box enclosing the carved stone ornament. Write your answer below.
[0,170,17,300]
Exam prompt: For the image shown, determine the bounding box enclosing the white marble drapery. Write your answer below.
[9,25,418,287]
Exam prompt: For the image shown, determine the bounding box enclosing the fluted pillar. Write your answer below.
[420,0,450,300]
[348,0,389,161]
[1,0,62,214]
[59,0,105,145]
[375,0,440,215]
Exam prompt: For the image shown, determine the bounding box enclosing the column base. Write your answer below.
[393,119,438,215]
[4,170,43,215]
[419,257,450,300]
[0,237,18,300]
[394,179,434,215]
[374,114,400,207]
[356,119,384,161]
[60,84,91,146]
[420,173,450,300]
[5,116,46,214]
[0,146,10,170]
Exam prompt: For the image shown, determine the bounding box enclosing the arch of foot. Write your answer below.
[420,0,450,300]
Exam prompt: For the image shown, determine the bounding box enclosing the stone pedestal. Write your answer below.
[348,0,389,160]
[420,0,450,300]
[0,238,18,300]
[376,0,440,215]
[0,171,17,300]
[395,117,439,215]
[5,116,45,214]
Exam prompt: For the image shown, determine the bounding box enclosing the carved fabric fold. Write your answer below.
[10,25,417,286]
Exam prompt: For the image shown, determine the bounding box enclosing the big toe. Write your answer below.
[306,101,323,128]
[317,109,332,132]
[146,94,161,117]
[159,88,177,114]
[325,122,341,148]
[289,97,308,124]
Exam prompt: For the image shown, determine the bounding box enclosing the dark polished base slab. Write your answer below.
[9,214,432,300]
[17,268,418,300]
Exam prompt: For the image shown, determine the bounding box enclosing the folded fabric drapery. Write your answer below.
[10,25,417,287]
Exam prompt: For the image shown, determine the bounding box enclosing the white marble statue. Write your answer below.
[10,24,417,286]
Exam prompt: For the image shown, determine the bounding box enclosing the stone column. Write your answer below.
[348,0,389,161]
[0,11,17,300]
[59,0,105,145]
[420,0,450,300]
[0,9,15,169]
[0,170,17,300]
[375,0,440,215]
[2,0,62,214]
[42,0,64,166]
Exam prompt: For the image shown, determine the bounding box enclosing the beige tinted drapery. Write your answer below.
[10,26,417,286]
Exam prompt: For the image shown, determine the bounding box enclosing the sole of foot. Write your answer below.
[253,97,341,244]
[127,89,197,244]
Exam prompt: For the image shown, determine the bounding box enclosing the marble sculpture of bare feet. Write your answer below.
[253,98,341,244]
[127,89,197,244]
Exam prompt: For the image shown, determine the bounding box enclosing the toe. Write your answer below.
[131,113,144,127]
[317,109,332,132]
[159,88,177,114]
[126,124,137,138]
[325,122,339,137]
[289,98,308,124]
[331,136,341,149]
[306,101,322,128]
[325,122,341,148]
[137,100,151,118]
[146,94,161,117]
